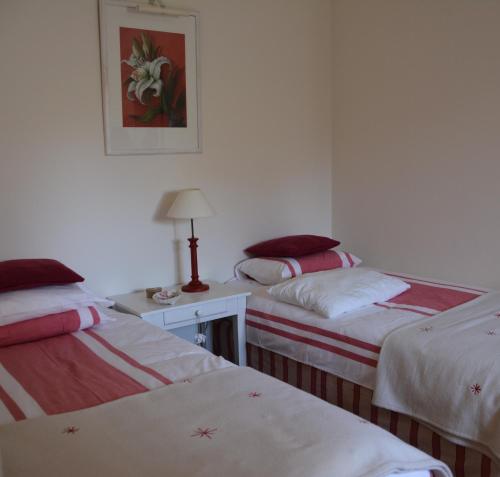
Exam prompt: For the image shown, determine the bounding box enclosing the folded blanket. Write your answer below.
[268,267,410,318]
[373,291,500,463]
[0,366,450,477]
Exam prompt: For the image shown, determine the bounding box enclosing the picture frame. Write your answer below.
[99,0,201,155]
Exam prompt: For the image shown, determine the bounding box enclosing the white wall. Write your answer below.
[331,0,500,289]
[0,0,333,296]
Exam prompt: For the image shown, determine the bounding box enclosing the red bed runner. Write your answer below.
[377,274,483,315]
[0,329,172,423]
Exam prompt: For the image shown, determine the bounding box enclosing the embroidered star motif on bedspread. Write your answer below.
[248,392,262,398]
[470,384,482,395]
[191,427,217,439]
[62,426,79,435]
[419,326,433,333]
[486,330,496,336]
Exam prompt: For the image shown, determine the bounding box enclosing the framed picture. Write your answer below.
[99,0,201,155]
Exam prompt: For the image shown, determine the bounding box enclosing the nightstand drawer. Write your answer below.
[163,300,228,326]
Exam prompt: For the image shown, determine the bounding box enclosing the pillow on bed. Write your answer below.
[245,235,340,258]
[268,268,410,319]
[235,250,361,285]
[0,306,107,347]
[0,284,113,326]
[0,259,84,293]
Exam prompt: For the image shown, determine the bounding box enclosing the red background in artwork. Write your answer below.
[120,27,186,128]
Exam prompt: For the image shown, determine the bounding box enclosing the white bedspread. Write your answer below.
[0,366,451,477]
[373,291,500,463]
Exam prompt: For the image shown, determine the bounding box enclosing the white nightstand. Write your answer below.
[109,281,251,366]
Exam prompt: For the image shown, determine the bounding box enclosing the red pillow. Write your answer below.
[0,259,84,293]
[0,306,103,347]
[245,235,340,258]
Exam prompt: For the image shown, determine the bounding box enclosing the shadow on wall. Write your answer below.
[153,190,186,286]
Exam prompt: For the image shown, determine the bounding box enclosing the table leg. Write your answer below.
[232,296,247,366]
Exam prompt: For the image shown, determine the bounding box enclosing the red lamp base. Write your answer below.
[182,235,209,293]
[181,280,209,293]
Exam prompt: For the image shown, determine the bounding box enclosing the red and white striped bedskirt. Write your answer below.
[245,343,497,477]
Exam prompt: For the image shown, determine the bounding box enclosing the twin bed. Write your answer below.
[0,258,451,476]
[218,237,500,477]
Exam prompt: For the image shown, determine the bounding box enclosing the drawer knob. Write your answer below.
[195,310,201,317]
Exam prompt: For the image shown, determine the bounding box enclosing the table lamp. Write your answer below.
[167,189,215,292]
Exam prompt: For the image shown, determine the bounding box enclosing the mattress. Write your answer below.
[239,270,488,389]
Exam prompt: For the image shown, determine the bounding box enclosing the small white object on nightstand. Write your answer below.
[109,281,250,366]
[152,289,180,305]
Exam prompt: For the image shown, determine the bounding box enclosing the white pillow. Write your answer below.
[268,268,410,319]
[0,284,114,325]
[235,250,362,285]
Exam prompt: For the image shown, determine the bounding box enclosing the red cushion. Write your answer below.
[0,259,84,293]
[245,235,340,258]
[0,307,101,347]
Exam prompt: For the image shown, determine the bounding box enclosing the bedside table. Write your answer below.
[109,281,251,366]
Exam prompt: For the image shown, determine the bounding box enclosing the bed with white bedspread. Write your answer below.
[0,308,450,477]
[242,270,485,390]
[227,268,498,476]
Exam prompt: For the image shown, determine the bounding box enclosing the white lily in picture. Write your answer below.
[121,31,186,126]
[123,56,171,105]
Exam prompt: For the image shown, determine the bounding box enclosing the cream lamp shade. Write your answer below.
[166,188,214,293]
[167,189,215,219]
